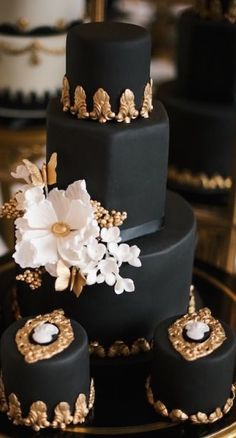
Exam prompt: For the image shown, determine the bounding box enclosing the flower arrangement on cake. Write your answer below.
[0,153,141,297]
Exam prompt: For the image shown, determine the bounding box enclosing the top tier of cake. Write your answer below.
[177,8,236,103]
[0,0,86,32]
[65,22,151,115]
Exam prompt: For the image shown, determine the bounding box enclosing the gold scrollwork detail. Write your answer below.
[0,375,8,413]
[146,377,236,423]
[0,41,65,65]
[168,308,226,361]
[15,310,74,363]
[2,378,94,431]
[71,86,89,119]
[89,338,151,358]
[90,88,116,123]
[168,165,232,191]
[60,76,153,123]
[116,89,139,123]
[140,79,153,118]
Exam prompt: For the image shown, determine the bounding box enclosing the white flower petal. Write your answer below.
[13,241,38,268]
[105,273,116,286]
[30,233,58,266]
[101,227,121,243]
[123,278,135,292]
[66,180,90,203]
[25,200,57,229]
[47,189,70,222]
[65,199,94,230]
[86,269,98,285]
[114,277,124,294]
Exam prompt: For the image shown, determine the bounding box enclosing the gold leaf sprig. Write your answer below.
[16,268,44,290]
[91,200,127,228]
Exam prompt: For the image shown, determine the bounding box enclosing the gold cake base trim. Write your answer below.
[0,376,94,431]
[168,166,232,191]
[146,377,236,424]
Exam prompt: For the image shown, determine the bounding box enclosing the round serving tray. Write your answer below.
[0,255,236,438]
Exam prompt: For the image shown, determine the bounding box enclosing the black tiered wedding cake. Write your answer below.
[160,0,236,197]
[5,22,196,357]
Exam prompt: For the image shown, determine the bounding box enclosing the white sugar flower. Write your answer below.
[108,242,141,267]
[13,184,99,269]
[15,186,45,211]
[65,180,91,204]
[97,258,119,286]
[114,275,135,295]
[100,226,121,243]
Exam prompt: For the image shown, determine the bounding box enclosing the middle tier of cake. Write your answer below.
[47,98,169,239]
[16,191,196,353]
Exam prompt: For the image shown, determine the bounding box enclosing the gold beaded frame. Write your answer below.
[15,310,74,363]
[0,375,95,431]
[146,377,236,424]
[168,308,226,361]
[61,76,153,124]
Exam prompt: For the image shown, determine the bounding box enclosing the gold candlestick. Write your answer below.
[90,0,105,22]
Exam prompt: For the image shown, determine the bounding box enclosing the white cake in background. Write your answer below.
[0,0,86,31]
[0,33,66,101]
[0,0,86,113]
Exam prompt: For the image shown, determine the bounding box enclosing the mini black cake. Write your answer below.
[159,1,236,197]
[147,308,236,423]
[0,310,94,431]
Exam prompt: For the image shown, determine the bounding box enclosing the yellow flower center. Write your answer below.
[51,222,70,237]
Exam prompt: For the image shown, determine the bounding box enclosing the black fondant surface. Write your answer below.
[47,98,169,235]
[66,22,151,112]
[159,81,236,178]
[0,317,90,420]
[177,9,236,103]
[16,191,196,348]
[151,316,236,415]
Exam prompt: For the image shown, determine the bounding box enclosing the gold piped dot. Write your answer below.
[51,222,70,237]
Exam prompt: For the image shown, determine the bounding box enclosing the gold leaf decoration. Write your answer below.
[70,86,89,119]
[146,377,236,423]
[89,341,106,358]
[52,402,73,429]
[7,394,23,426]
[130,338,151,355]
[61,75,71,112]
[22,152,57,187]
[116,89,139,123]
[90,88,115,123]
[3,380,94,431]
[168,308,226,361]
[0,41,65,65]
[88,379,95,410]
[55,260,86,297]
[168,166,232,191]
[140,79,153,118]
[15,310,74,363]
[108,340,130,358]
[0,375,8,413]
[24,401,50,431]
[73,394,89,424]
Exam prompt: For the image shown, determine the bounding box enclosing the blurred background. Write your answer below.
[1,0,236,278]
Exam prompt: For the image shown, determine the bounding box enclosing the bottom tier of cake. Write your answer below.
[15,191,196,354]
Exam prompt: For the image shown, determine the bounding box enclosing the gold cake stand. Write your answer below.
[0,256,236,438]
